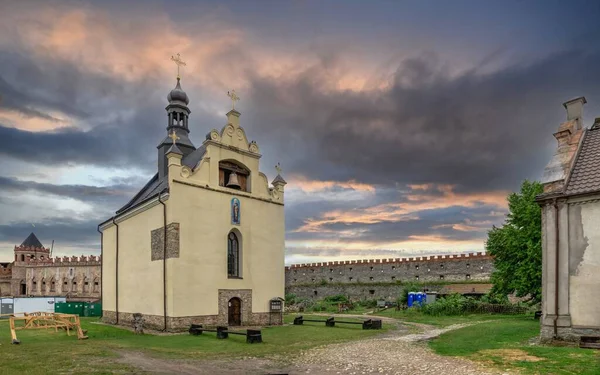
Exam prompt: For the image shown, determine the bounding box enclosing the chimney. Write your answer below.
[563,96,587,130]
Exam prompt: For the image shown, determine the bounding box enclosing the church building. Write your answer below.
[99,70,286,330]
[537,96,600,342]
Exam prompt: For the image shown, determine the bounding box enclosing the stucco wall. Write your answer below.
[102,204,166,316]
[569,200,600,328]
[167,180,285,317]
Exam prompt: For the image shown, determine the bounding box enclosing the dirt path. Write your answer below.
[115,316,510,375]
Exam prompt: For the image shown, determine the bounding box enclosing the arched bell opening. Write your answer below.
[219,160,250,192]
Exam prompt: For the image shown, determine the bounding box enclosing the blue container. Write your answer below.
[407,292,415,307]
[415,293,423,306]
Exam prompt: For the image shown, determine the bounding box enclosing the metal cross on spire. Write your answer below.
[227,90,240,110]
[275,162,282,175]
[170,53,187,79]
[168,130,180,145]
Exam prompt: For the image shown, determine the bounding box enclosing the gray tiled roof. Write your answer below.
[116,174,168,214]
[21,232,43,248]
[116,144,206,215]
[565,127,600,195]
[272,174,287,185]
[182,145,206,170]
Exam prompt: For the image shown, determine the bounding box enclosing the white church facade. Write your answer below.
[99,75,286,330]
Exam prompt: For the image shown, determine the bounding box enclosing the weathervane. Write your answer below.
[227,90,240,110]
[275,162,282,175]
[168,130,180,145]
[170,53,187,79]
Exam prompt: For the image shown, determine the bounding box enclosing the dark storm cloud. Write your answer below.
[0,218,101,254]
[245,48,600,193]
[0,49,219,171]
[287,205,497,244]
[0,176,136,207]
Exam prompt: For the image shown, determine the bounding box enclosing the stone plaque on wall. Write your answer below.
[151,222,180,261]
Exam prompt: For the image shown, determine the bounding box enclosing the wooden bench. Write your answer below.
[188,324,263,343]
[293,316,382,330]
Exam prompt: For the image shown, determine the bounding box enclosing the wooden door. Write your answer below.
[228,297,241,326]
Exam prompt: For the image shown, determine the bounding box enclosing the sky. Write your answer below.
[1,0,600,264]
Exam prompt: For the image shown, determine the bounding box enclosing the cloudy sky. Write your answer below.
[1,0,600,264]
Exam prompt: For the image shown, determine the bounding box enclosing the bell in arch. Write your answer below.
[226,172,241,189]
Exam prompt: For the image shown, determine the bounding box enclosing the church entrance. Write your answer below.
[20,281,26,295]
[228,297,241,326]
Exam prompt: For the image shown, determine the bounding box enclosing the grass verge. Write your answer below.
[0,314,385,374]
[373,308,524,327]
[429,316,600,375]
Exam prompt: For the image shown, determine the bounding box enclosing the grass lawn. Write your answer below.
[0,314,385,374]
[430,316,600,375]
[374,307,525,327]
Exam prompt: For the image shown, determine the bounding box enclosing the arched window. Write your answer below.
[50,278,56,293]
[227,231,240,278]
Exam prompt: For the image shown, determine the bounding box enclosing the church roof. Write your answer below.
[21,232,43,248]
[272,174,287,185]
[166,143,183,156]
[181,145,206,170]
[116,174,168,214]
[565,126,600,195]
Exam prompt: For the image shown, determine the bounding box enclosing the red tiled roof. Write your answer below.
[565,127,600,195]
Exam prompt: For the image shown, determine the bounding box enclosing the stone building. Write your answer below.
[99,76,286,330]
[0,233,101,301]
[285,252,494,300]
[537,96,600,342]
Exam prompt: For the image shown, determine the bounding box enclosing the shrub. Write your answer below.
[422,293,477,316]
[323,294,349,304]
[421,293,528,316]
[356,299,378,308]
[285,293,297,305]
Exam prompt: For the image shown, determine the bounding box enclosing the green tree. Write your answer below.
[486,180,543,303]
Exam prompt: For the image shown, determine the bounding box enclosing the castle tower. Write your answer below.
[11,232,50,296]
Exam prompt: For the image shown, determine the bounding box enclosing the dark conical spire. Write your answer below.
[21,232,43,248]
[157,77,196,179]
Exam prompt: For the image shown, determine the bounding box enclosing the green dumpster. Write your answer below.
[54,302,84,316]
[83,302,102,317]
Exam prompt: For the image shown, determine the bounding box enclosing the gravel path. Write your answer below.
[289,317,510,375]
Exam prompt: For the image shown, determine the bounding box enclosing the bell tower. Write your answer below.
[157,54,196,179]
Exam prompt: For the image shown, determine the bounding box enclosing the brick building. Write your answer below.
[0,233,101,301]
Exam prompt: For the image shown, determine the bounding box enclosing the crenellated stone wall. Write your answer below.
[285,252,494,301]
[286,252,493,285]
